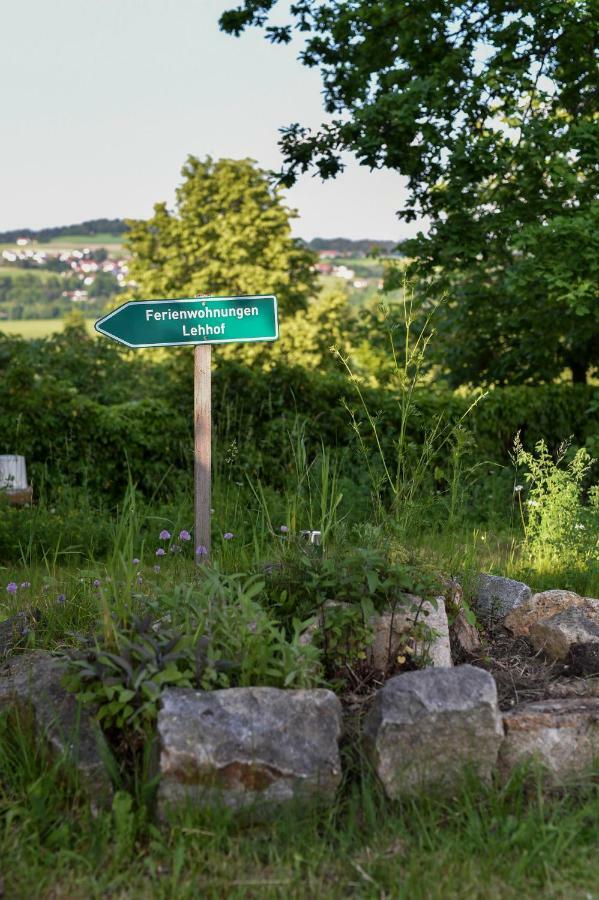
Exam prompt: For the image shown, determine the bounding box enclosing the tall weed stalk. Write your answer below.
[332,283,486,535]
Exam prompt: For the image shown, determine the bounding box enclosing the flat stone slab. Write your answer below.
[0,651,112,804]
[474,574,532,619]
[500,698,599,782]
[157,687,343,818]
[363,665,503,797]
[505,590,588,636]
[529,602,599,661]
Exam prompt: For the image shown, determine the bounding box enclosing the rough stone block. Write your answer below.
[500,698,599,782]
[505,590,588,636]
[300,595,452,672]
[157,686,343,818]
[0,651,112,804]
[368,596,452,670]
[363,665,503,797]
[529,603,599,660]
[474,574,532,619]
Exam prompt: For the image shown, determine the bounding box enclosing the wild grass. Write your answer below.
[2,713,599,899]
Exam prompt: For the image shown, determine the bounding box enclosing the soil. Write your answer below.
[457,624,599,710]
[337,623,599,716]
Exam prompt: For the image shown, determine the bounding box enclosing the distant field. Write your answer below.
[0,265,60,282]
[45,233,124,245]
[332,256,385,277]
[0,318,97,338]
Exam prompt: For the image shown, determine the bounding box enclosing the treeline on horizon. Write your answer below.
[0,219,399,255]
[0,219,128,244]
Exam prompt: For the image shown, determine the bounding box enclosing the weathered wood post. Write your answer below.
[194,343,212,561]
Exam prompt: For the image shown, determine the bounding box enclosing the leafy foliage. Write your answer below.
[0,329,597,550]
[125,156,317,316]
[220,1,598,384]
[514,436,599,574]
[264,543,438,622]
[151,570,322,689]
[60,615,210,734]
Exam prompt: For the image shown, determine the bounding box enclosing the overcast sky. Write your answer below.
[0,0,420,241]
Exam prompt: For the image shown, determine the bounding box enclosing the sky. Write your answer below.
[0,0,419,241]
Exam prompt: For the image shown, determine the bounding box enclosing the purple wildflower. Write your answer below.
[132,558,140,565]
[6,582,17,594]
[153,565,161,574]
[20,581,31,589]
[159,529,171,541]
[223,532,234,541]
[156,548,166,557]
[179,530,191,542]
[279,525,289,534]
[195,545,208,557]
[57,594,66,603]
[93,579,101,588]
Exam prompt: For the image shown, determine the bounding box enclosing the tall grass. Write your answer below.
[2,709,599,899]
[332,286,487,536]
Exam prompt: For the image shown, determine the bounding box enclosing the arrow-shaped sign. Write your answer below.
[94,292,278,562]
[95,294,278,348]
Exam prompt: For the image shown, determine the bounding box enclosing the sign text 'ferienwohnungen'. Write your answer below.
[95,295,278,348]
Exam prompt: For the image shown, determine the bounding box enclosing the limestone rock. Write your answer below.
[474,574,532,619]
[301,596,452,672]
[504,590,587,636]
[500,698,599,782]
[157,686,343,818]
[0,651,112,803]
[369,596,452,670]
[363,665,503,797]
[423,597,453,667]
[529,602,599,661]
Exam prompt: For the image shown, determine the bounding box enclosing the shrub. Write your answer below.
[514,436,599,575]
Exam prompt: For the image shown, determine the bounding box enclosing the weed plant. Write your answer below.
[513,435,599,591]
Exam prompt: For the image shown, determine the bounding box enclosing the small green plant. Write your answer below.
[60,614,232,740]
[152,569,323,690]
[265,543,438,622]
[313,602,374,680]
[262,542,440,682]
[514,435,599,576]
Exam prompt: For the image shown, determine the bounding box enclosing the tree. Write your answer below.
[126,156,316,315]
[220,1,598,384]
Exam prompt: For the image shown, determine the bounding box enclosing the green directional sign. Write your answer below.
[95,294,278,348]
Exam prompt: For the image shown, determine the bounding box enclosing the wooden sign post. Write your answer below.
[95,294,279,563]
[194,343,212,559]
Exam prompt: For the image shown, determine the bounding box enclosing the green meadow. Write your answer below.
[0,317,97,338]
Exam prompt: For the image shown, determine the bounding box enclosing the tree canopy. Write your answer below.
[126,156,316,315]
[220,1,598,384]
